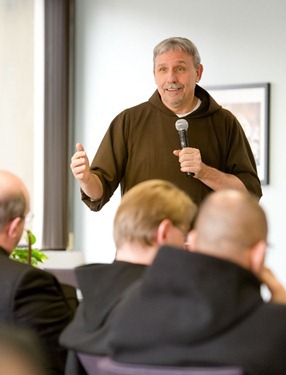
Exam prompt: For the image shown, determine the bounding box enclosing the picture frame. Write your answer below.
[205,83,270,185]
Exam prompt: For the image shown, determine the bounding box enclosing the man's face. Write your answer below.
[154,50,202,114]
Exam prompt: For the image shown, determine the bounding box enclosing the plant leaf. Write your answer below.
[10,230,49,267]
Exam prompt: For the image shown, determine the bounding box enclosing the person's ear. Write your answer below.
[7,217,23,239]
[186,229,197,251]
[196,64,204,83]
[249,240,266,274]
[156,219,173,245]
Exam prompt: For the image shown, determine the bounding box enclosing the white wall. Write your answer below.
[72,0,286,284]
[0,0,45,247]
[0,0,35,204]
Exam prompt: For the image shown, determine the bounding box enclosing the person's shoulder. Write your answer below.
[256,301,286,330]
[120,99,152,116]
[252,302,286,351]
[206,104,242,131]
[75,262,146,286]
[108,100,152,129]
[116,91,159,117]
[76,261,146,272]
[262,301,286,314]
[0,257,56,297]
[0,254,32,274]
[197,85,242,122]
[6,260,60,287]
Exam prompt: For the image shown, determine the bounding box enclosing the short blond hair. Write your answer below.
[113,179,197,248]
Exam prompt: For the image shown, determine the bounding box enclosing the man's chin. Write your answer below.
[163,97,184,111]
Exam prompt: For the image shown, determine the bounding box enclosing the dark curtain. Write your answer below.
[42,0,74,249]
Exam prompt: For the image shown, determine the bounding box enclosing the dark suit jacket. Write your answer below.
[108,246,286,375]
[0,247,76,375]
[60,261,147,375]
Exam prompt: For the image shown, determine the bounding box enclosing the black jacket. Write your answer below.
[108,246,286,375]
[60,261,147,375]
[0,247,74,375]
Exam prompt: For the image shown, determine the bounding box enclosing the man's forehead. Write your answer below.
[155,51,193,65]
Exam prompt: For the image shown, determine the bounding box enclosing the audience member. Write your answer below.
[60,179,197,375]
[0,170,75,375]
[107,189,286,375]
[70,37,262,213]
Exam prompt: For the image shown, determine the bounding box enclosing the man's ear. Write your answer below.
[196,64,204,83]
[249,240,266,274]
[186,229,197,252]
[156,219,173,245]
[7,217,23,239]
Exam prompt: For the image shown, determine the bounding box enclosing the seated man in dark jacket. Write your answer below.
[60,179,197,374]
[0,170,75,375]
[107,189,286,375]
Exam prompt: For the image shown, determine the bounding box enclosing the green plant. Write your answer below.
[10,230,48,267]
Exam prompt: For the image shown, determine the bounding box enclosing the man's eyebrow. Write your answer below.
[156,60,188,67]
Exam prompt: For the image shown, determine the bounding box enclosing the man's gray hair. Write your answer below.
[153,37,201,68]
[0,193,26,230]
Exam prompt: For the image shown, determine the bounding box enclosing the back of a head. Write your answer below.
[0,170,28,232]
[193,189,268,264]
[113,179,197,248]
[153,36,201,68]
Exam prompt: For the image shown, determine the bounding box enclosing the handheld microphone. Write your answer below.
[175,119,194,177]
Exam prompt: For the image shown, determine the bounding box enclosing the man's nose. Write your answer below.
[166,70,177,83]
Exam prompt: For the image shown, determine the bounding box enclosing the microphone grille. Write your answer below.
[175,119,189,131]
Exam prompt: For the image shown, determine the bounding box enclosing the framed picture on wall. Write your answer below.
[205,83,270,185]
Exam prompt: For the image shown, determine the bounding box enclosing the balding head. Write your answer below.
[0,169,28,195]
[188,189,268,270]
[0,170,30,252]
